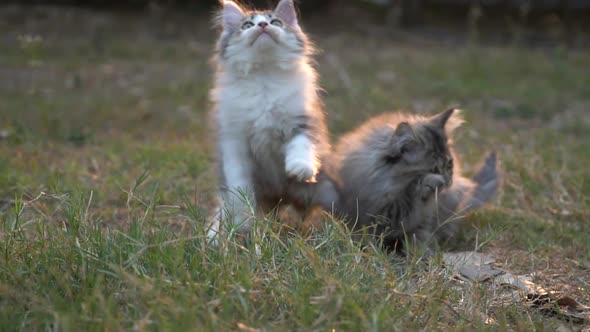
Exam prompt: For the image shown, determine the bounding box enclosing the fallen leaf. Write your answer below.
[443,251,502,281]
[443,251,496,268]
[495,273,590,323]
[458,265,504,282]
[444,252,590,324]
[495,273,543,295]
[556,323,573,332]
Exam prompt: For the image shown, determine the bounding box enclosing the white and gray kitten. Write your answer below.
[208,0,337,240]
[331,108,499,252]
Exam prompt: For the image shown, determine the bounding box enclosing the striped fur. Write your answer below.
[331,109,499,252]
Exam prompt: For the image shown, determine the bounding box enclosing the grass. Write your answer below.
[1,5,590,331]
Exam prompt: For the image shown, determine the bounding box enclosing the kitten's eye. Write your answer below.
[241,21,254,30]
[270,19,283,27]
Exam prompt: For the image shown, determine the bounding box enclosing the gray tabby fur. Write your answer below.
[330,108,499,252]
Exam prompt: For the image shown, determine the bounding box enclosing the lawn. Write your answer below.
[1,5,589,331]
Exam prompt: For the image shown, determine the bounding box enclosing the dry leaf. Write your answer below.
[459,265,504,282]
[556,323,573,332]
[443,252,496,268]
[444,252,590,324]
[495,273,590,323]
[443,251,502,282]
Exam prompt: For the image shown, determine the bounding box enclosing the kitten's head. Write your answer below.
[385,108,463,185]
[215,0,310,71]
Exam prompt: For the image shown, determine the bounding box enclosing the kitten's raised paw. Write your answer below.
[420,174,446,200]
[285,158,316,182]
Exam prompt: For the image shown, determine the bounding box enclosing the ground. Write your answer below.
[0,5,589,331]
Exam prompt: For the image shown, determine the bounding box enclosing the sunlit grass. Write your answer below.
[0,6,589,331]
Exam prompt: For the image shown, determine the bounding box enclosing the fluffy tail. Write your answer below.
[434,151,500,242]
[465,151,499,210]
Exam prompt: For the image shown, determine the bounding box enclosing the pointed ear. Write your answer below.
[391,122,414,152]
[387,122,418,162]
[430,108,464,133]
[221,1,244,31]
[394,122,414,139]
[274,0,298,26]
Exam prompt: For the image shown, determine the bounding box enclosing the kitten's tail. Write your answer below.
[465,151,500,210]
[435,151,500,242]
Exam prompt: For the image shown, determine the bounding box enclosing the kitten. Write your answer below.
[207,0,337,240]
[332,108,499,252]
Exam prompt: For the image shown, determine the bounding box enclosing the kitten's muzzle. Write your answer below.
[250,27,278,46]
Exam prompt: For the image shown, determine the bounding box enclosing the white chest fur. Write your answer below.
[214,67,309,151]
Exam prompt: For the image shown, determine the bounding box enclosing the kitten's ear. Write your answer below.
[221,1,244,31]
[430,108,464,133]
[390,122,419,162]
[392,122,414,152]
[394,122,414,139]
[275,0,299,27]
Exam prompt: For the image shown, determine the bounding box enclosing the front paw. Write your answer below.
[285,158,317,182]
[420,174,446,200]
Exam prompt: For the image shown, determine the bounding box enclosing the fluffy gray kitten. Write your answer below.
[331,108,499,252]
[208,0,338,241]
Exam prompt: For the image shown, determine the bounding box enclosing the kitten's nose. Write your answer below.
[258,21,268,29]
